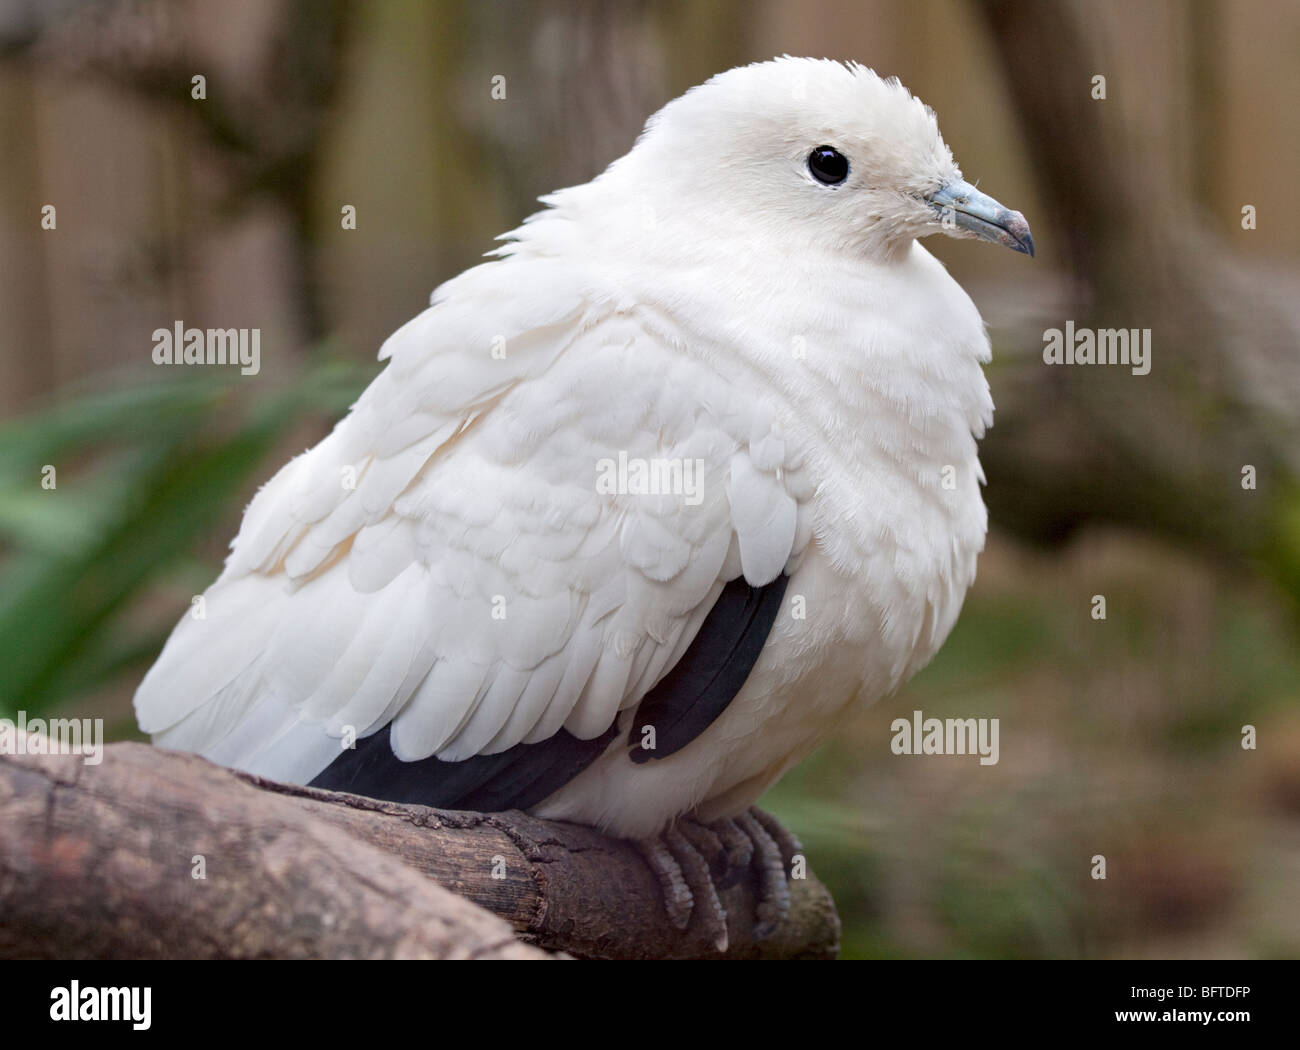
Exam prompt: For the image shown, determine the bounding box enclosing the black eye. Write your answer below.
[808,145,849,186]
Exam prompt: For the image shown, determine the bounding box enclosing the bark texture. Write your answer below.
[0,736,840,960]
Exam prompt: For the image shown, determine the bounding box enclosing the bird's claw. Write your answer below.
[635,806,803,951]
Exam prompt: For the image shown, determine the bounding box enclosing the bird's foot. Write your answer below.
[634,806,804,952]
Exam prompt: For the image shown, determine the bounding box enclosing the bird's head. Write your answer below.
[595,56,1033,264]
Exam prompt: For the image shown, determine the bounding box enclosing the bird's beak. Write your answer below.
[927,179,1034,257]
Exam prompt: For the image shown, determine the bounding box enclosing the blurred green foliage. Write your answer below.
[0,363,373,717]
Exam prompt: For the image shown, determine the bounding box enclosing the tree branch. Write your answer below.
[0,736,840,959]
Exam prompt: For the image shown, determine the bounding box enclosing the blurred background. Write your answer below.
[1,0,1298,959]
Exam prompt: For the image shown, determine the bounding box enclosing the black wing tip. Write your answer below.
[310,723,618,812]
[626,573,789,763]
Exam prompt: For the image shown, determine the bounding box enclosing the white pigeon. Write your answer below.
[135,57,1032,949]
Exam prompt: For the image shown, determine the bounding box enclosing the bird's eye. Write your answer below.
[808,146,849,186]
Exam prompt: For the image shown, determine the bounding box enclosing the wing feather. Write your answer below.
[135,255,810,802]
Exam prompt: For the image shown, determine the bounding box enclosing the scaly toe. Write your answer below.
[710,816,754,887]
[635,836,695,931]
[664,825,729,952]
[677,817,728,884]
[752,806,804,876]
[736,810,791,939]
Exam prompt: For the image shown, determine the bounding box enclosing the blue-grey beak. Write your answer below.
[927,179,1034,257]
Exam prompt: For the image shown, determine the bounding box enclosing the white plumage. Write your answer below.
[135,58,1029,841]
